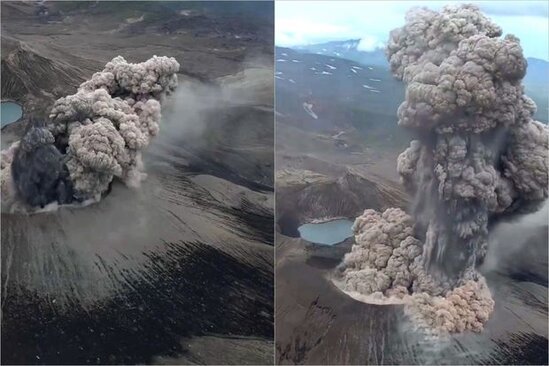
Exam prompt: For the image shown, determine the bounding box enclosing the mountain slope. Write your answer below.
[1,36,93,107]
[289,40,548,123]
[275,46,408,150]
[294,39,387,67]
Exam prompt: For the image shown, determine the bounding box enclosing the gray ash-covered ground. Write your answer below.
[275,174,549,351]
[1,1,274,364]
[276,205,548,365]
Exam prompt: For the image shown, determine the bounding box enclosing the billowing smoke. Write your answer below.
[338,207,495,333]
[1,56,179,211]
[337,4,548,334]
[1,141,20,209]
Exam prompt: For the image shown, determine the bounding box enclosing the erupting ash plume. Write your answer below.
[337,4,548,333]
[1,56,179,211]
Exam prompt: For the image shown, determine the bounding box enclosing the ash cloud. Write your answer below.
[158,56,273,145]
[11,126,74,208]
[1,56,179,211]
[337,4,548,334]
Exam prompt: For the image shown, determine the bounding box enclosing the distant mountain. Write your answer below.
[525,57,549,83]
[288,40,548,123]
[524,57,549,122]
[293,39,387,68]
[275,46,409,149]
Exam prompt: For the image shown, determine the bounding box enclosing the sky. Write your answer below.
[275,1,549,60]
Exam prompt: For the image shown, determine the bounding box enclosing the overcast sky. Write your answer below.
[276,1,549,60]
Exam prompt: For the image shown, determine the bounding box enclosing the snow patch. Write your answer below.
[303,102,318,120]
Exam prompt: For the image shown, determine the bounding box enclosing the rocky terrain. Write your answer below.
[275,165,548,365]
[276,217,548,365]
[1,1,274,364]
[276,168,408,237]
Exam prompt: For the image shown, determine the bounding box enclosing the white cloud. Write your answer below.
[276,18,351,46]
[357,35,385,52]
[275,1,549,60]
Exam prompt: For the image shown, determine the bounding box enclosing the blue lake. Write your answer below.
[298,219,354,245]
[1,102,23,127]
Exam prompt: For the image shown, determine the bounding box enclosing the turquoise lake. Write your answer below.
[1,102,22,127]
[298,219,354,245]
